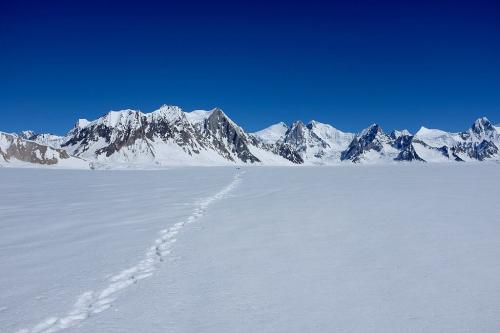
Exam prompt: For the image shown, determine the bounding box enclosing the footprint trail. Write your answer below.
[16,171,244,333]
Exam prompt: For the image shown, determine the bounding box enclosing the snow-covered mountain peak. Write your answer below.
[76,119,90,129]
[188,107,262,164]
[251,122,289,144]
[206,108,245,135]
[98,109,143,128]
[266,119,355,164]
[184,108,236,129]
[209,108,226,120]
[149,105,185,123]
[415,125,429,133]
[306,120,331,131]
[20,130,36,138]
[390,129,411,139]
[0,131,88,168]
[291,120,306,129]
[152,104,182,115]
[184,109,213,124]
[18,131,64,148]
[3,108,498,167]
[360,123,383,138]
[467,116,497,141]
[307,120,340,133]
[306,121,354,146]
[473,116,492,129]
[285,121,308,145]
[415,126,446,136]
[307,120,320,127]
[415,126,458,147]
[340,124,398,163]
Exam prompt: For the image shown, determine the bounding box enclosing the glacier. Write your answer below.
[1,165,500,332]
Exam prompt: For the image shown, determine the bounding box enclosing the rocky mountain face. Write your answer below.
[414,117,500,162]
[461,117,499,142]
[61,106,211,164]
[284,121,329,159]
[191,108,260,163]
[339,117,500,163]
[8,106,500,168]
[468,140,498,161]
[0,132,88,168]
[393,135,425,162]
[251,120,354,164]
[341,125,428,163]
[248,136,304,164]
[56,106,296,166]
[341,124,388,162]
[18,131,64,148]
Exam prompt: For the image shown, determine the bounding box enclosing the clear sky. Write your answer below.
[1,0,499,135]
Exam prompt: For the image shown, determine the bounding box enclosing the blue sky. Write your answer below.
[1,0,499,135]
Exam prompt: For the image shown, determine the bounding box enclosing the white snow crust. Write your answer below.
[2,165,500,332]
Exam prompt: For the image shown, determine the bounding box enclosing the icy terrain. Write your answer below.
[7,105,499,167]
[1,165,500,332]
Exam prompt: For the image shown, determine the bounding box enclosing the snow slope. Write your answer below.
[2,165,500,332]
[0,168,241,333]
[250,122,289,144]
[184,109,213,125]
[414,126,460,147]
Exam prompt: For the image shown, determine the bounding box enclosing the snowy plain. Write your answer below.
[1,164,500,333]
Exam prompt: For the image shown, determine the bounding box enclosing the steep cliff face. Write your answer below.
[340,124,399,163]
[393,135,424,162]
[194,108,260,163]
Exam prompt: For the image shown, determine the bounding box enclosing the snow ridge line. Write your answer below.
[16,170,245,333]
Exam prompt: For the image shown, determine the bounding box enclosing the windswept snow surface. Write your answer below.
[1,165,500,333]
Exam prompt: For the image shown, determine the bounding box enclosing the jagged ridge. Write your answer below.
[6,107,499,168]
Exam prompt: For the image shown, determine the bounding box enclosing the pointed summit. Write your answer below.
[390,129,411,140]
[290,120,306,130]
[150,105,184,122]
[205,107,244,136]
[76,119,90,129]
[251,122,289,144]
[471,117,495,135]
[5,108,499,167]
[284,121,308,147]
[393,135,424,162]
[307,120,320,127]
[459,116,498,142]
[360,123,382,137]
[341,124,390,162]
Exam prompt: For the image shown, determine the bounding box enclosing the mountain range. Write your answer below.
[1,105,499,168]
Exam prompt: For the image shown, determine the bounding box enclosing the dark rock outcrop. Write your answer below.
[341,124,386,162]
[0,132,72,165]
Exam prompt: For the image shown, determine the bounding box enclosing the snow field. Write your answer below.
[1,164,500,332]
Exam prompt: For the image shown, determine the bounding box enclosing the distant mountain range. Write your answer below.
[1,105,499,168]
